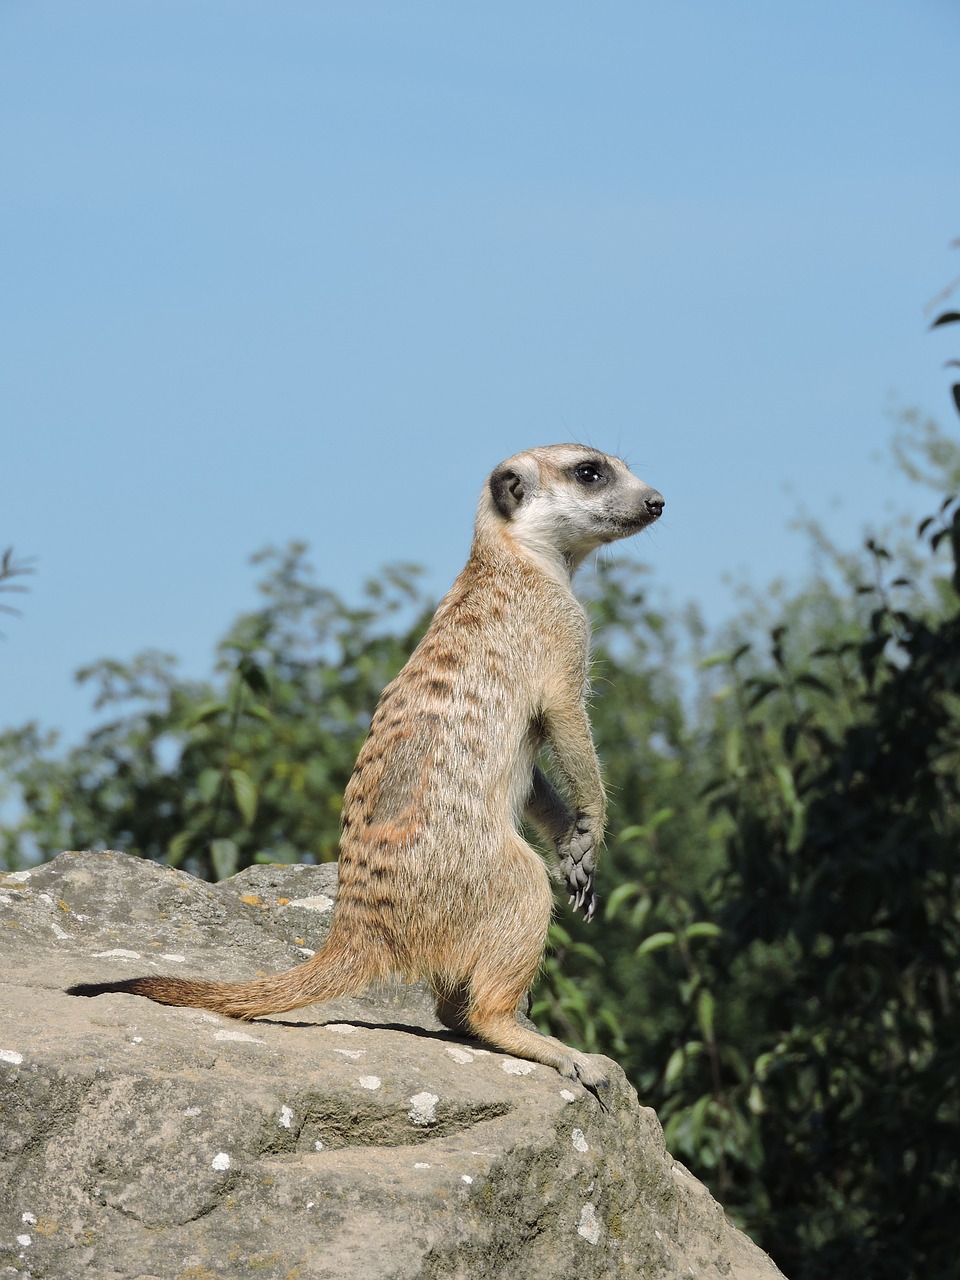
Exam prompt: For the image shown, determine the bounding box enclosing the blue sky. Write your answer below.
[2,0,959,747]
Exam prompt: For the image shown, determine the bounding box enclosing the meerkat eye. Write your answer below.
[573,462,603,485]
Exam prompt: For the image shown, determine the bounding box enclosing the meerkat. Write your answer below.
[71,444,664,1091]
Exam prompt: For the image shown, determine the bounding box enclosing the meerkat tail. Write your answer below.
[68,938,376,1020]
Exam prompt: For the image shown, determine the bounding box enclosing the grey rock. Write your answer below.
[0,851,786,1279]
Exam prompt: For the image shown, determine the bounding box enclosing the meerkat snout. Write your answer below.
[618,483,664,530]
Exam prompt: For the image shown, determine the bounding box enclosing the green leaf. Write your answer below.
[723,728,741,775]
[697,989,716,1042]
[699,651,734,670]
[210,838,239,881]
[774,763,799,809]
[604,882,644,918]
[786,806,806,854]
[855,927,895,947]
[753,1051,774,1080]
[664,1046,688,1085]
[616,824,647,844]
[721,1044,749,1082]
[684,922,722,942]
[568,940,603,964]
[240,702,273,723]
[230,768,258,826]
[795,673,831,694]
[238,658,270,696]
[637,930,676,956]
[746,679,780,709]
[183,701,228,729]
[167,830,193,868]
[616,808,674,846]
[197,767,221,804]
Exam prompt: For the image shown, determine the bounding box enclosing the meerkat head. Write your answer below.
[481,444,664,574]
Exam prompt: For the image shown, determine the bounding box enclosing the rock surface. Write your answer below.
[0,851,785,1279]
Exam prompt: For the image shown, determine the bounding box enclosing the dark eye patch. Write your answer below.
[573,461,607,486]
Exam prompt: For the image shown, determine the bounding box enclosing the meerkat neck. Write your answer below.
[471,512,580,587]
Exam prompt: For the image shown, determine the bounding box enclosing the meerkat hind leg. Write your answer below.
[433,979,472,1036]
[466,973,610,1096]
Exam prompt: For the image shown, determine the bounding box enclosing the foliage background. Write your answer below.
[3,404,960,1278]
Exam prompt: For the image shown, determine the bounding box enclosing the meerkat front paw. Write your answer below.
[558,816,599,922]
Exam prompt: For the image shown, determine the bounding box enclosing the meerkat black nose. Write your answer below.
[644,492,665,519]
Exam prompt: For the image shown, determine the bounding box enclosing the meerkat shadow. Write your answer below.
[259,1017,468,1043]
[67,985,480,1048]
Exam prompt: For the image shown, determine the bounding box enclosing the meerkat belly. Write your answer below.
[334,702,538,968]
[342,685,535,850]
[357,715,530,830]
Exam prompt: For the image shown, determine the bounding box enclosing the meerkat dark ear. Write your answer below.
[489,467,526,518]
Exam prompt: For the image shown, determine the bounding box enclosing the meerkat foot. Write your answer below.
[466,1005,610,1101]
[570,1052,609,1088]
[550,1049,609,1107]
[553,1049,612,1108]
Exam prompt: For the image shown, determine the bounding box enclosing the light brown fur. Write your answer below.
[71,445,663,1090]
